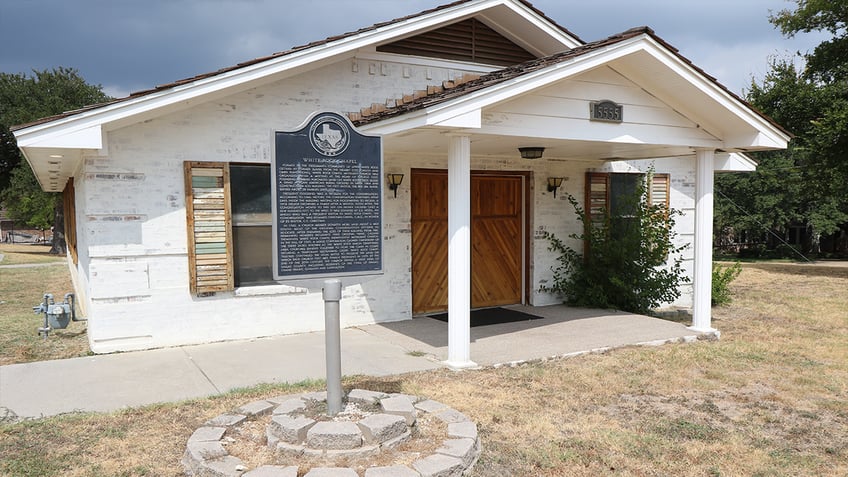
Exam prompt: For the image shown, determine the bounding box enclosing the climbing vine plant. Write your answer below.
[542,175,690,315]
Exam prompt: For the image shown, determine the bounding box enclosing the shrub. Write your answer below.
[711,262,742,306]
[541,176,690,315]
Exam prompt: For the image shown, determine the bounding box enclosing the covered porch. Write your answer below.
[358,28,789,368]
[360,305,714,367]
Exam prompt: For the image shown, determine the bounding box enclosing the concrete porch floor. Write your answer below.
[360,304,712,367]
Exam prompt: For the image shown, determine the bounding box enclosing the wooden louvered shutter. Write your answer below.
[184,162,234,294]
[585,172,610,226]
[63,178,78,265]
[649,173,670,209]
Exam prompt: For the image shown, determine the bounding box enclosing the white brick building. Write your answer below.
[13,0,788,361]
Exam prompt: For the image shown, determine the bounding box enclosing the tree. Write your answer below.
[770,0,848,83]
[2,166,55,230]
[715,2,848,255]
[0,67,110,251]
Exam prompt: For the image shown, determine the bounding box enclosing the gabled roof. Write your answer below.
[11,0,580,133]
[13,0,790,194]
[352,26,789,139]
[14,0,586,193]
[349,26,791,156]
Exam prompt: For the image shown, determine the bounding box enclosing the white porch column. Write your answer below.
[691,148,716,332]
[446,134,476,368]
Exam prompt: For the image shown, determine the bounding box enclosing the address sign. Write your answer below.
[590,100,623,123]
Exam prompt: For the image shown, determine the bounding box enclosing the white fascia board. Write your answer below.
[726,130,787,149]
[638,36,790,149]
[12,0,536,147]
[15,124,102,149]
[430,109,482,128]
[715,152,757,172]
[498,0,582,48]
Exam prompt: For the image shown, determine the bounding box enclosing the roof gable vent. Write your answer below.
[377,18,536,66]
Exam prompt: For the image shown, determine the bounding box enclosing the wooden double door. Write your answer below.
[411,169,526,314]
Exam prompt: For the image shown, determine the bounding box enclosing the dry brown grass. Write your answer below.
[0,244,89,365]
[1,264,846,476]
[0,244,65,266]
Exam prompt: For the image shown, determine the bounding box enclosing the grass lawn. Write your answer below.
[0,244,89,365]
[0,244,65,266]
[1,262,846,476]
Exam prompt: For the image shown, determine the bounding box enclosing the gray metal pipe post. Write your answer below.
[323,279,343,416]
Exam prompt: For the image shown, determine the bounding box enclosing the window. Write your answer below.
[184,162,276,293]
[230,164,273,285]
[585,171,670,232]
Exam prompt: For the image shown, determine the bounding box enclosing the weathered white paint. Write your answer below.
[446,134,475,368]
[691,149,715,332]
[70,57,490,353]
[65,53,709,353]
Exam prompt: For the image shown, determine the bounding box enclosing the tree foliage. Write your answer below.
[2,166,56,230]
[770,0,848,83]
[542,178,690,315]
[716,1,848,254]
[0,67,110,249]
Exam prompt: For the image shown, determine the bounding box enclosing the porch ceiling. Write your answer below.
[382,127,694,161]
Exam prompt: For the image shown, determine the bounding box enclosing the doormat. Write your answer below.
[427,307,544,327]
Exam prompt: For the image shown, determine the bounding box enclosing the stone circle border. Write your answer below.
[182,389,481,477]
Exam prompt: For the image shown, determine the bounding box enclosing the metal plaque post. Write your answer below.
[323,279,343,416]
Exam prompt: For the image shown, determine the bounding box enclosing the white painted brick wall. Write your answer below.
[76,57,699,353]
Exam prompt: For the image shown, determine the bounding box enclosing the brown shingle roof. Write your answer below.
[12,0,581,132]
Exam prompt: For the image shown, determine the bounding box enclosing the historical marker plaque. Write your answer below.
[272,112,383,280]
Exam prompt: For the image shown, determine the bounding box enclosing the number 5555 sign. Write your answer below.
[590,100,623,123]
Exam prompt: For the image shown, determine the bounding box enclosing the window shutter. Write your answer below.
[585,172,609,226]
[184,162,234,294]
[650,173,670,209]
[63,178,78,265]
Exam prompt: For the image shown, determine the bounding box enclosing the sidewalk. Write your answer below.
[0,306,710,421]
[0,327,440,420]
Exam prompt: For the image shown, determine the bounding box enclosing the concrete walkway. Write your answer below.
[0,305,711,421]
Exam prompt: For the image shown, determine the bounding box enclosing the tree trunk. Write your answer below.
[49,200,66,255]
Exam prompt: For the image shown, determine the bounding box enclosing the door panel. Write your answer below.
[411,172,449,314]
[411,170,523,314]
[471,176,522,307]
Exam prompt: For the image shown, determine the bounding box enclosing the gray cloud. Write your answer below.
[0,0,827,98]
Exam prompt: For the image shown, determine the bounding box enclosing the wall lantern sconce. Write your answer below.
[387,173,404,198]
[547,177,564,198]
[518,147,545,159]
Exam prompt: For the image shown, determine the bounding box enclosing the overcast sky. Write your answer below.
[0,0,827,100]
